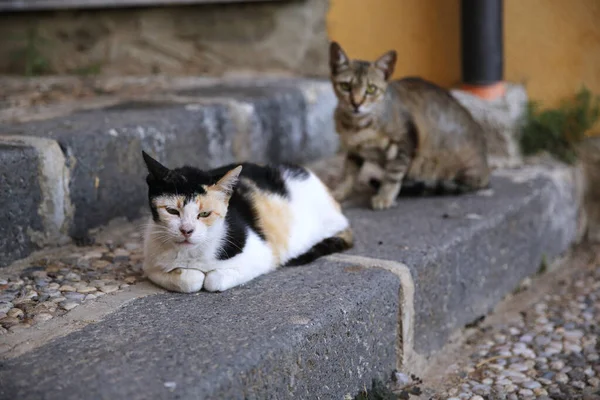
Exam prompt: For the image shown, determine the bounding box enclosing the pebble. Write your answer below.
[394,372,411,386]
[588,376,600,387]
[7,308,24,318]
[65,272,81,282]
[471,384,490,395]
[433,253,600,399]
[77,287,97,294]
[0,316,20,328]
[522,380,541,389]
[59,301,79,311]
[551,360,566,370]
[33,313,53,322]
[100,285,119,294]
[571,380,586,389]
[63,292,85,301]
[59,285,76,292]
[0,302,12,314]
[518,388,534,397]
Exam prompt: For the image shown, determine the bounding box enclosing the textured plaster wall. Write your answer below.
[327,0,600,106]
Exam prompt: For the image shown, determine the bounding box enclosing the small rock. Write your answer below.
[509,363,529,372]
[555,373,569,384]
[33,313,53,323]
[551,360,566,370]
[119,284,130,289]
[124,276,137,284]
[522,380,541,389]
[472,384,490,395]
[65,272,81,282]
[77,287,97,294]
[518,389,534,397]
[92,260,111,269]
[394,372,411,387]
[51,296,67,303]
[588,377,600,387]
[470,396,484,400]
[59,285,76,292]
[100,285,119,294]
[0,316,20,328]
[482,378,493,385]
[508,327,521,336]
[563,330,584,340]
[565,343,583,353]
[7,308,24,318]
[85,294,97,301]
[520,334,533,343]
[59,301,79,311]
[571,380,585,389]
[568,368,586,381]
[124,242,140,251]
[63,292,85,301]
[0,302,13,314]
[48,282,60,290]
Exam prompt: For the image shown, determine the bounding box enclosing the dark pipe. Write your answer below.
[461,0,503,85]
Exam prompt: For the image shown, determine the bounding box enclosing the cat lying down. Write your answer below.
[141,151,353,293]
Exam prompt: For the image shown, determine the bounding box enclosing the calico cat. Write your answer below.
[329,41,490,210]
[141,151,352,293]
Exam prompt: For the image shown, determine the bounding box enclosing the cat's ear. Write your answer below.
[142,151,171,181]
[329,41,350,75]
[374,50,397,80]
[211,165,242,200]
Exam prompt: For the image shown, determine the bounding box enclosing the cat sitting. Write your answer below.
[141,151,353,293]
[329,41,490,210]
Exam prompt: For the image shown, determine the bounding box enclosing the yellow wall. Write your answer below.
[327,0,600,107]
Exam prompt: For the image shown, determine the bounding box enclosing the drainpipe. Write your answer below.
[460,0,505,100]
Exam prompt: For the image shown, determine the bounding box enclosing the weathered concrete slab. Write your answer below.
[0,142,44,267]
[0,258,401,400]
[0,79,338,243]
[345,166,580,356]
[0,136,71,267]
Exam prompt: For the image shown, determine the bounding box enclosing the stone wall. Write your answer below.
[0,0,329,76]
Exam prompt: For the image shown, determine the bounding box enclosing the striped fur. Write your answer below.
[329,41,490,210]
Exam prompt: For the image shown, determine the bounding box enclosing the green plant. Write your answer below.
[520,87,600,164]
[70,62,103,76]
[9,26,52,76]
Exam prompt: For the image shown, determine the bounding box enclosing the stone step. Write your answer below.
[0,78,338,267]
[0,163,582,399]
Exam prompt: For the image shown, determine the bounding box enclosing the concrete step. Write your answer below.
[0,163,582,400]
[0,78,338,266]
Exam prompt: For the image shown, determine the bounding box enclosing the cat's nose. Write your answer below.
[180,227,194,236]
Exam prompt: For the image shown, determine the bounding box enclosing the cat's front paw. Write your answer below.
[204,269,240,292]
[371,193,396,210]
[332,186,351,202]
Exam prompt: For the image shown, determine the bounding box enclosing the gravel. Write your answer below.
[428,248,600,400]
[0,234,144,331]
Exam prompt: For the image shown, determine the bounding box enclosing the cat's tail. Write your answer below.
[369,178,486,196]
[284,228,354,267]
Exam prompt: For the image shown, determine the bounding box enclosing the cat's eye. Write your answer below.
[198,211,212,218]
[165,207,180,216]
[339,82,351,92]
[366,84,377,94]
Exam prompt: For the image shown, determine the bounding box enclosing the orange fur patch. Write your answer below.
[196,192,226,227]
[249,187,292,264]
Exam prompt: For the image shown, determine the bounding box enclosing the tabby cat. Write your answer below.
[141,151,352,293]
[329,41,490,210]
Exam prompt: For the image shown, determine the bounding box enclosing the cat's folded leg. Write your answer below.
[147,268,205,293]
[204,263,275,292]
[371,157,408,210]
[332,154,362,202]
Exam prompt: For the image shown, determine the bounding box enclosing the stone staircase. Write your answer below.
[0,76,584,399]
